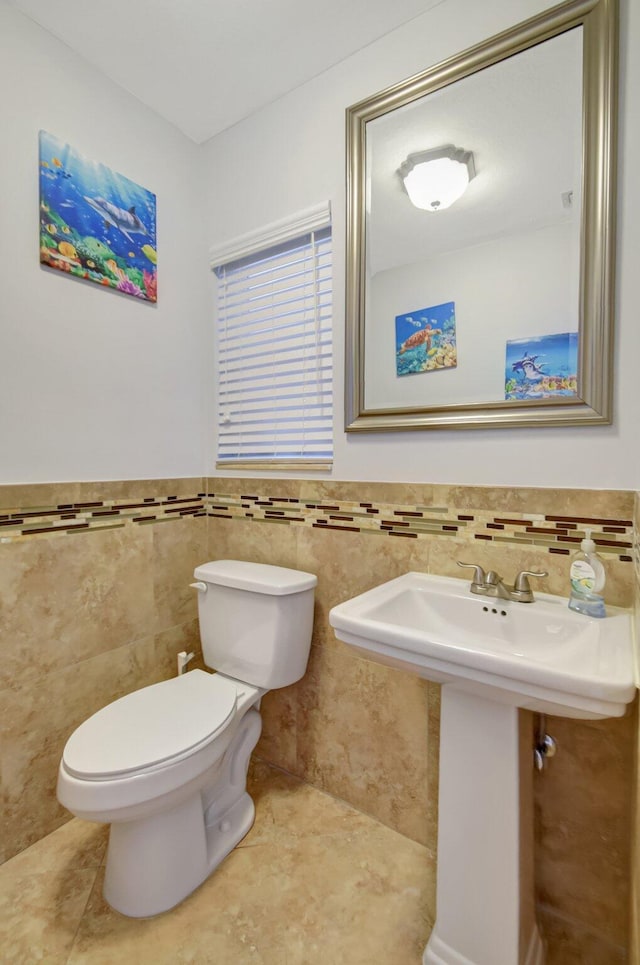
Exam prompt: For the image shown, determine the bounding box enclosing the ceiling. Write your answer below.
[9,0,444,144]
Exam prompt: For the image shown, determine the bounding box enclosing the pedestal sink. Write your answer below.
[329,573,636,965]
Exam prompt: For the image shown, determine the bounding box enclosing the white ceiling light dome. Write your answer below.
[399,145,476,211]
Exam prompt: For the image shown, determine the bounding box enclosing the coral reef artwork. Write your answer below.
[39,131,157,302]
[395,301,457,376]
[505,332,578,400]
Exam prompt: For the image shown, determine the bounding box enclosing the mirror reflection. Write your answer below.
[345,0,617,431]
[365,29,583,410]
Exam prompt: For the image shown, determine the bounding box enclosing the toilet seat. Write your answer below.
[63,670,238,781]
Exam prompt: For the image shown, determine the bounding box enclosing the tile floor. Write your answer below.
[0,761,435,964]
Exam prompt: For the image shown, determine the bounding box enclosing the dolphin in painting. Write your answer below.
[83,196,148,244]
[512,353,545,381]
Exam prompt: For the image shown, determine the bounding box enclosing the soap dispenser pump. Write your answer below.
[568,529,606,618]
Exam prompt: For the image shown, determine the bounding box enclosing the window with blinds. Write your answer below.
[212,208,333,470]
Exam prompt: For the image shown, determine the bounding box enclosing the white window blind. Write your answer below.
[212,209,332,469]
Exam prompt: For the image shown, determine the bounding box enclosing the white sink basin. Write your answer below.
[329,572,636,719]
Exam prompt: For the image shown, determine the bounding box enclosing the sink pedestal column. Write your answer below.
[424,687,544,965]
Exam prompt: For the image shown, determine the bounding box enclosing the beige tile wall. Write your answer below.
[208,478,637,964]
[631,492,640,965]
[0,479,207,863]
[0,475,636,965]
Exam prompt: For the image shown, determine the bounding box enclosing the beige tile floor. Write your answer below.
[0,761,435,964]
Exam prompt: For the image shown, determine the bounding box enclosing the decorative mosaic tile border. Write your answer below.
[634,495,640,584]
[206,491,634,563]
[0,487,634,564]
[0,494,206,543]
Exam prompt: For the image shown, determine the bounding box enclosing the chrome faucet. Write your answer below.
[457,562,548,603]
[484,570,513,600]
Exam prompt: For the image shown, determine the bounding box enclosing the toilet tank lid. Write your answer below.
[194,560,317,595]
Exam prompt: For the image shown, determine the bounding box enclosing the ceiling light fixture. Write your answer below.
[399,145,476,212]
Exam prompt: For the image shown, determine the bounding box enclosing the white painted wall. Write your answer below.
[366,223,577,409]
[203,0,640,489]
[0,2,210,484]
[2,0,638,489]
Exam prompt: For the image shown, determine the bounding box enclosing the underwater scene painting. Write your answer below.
[395,301,457,377]
[505,332,578,400]
[39,131,157,302]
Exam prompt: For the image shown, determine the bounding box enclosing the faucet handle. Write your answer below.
[513,569,548,593]
[485,570,502,586]
[457,561,486,588]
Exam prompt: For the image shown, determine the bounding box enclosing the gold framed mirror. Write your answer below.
[345,0,617,432]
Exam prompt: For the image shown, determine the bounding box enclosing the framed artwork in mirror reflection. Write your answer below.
[395,301,457,377]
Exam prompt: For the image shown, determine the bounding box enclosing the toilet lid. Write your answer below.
[63,670,238,780]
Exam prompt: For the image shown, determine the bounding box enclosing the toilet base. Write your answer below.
[103,708,261,917]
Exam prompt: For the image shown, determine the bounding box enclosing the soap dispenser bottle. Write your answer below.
[568,529,606,618]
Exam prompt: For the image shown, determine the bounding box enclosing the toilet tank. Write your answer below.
[192,560,317,689]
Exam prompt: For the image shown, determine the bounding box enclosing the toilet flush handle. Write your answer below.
[189,581,208,593]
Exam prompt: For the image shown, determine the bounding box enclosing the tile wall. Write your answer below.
[632,492,640,965]
[0,479,207,862]
[0,476,636,963]
[207,478,636,964]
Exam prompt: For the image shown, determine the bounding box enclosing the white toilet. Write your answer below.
[57,560,317,918]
